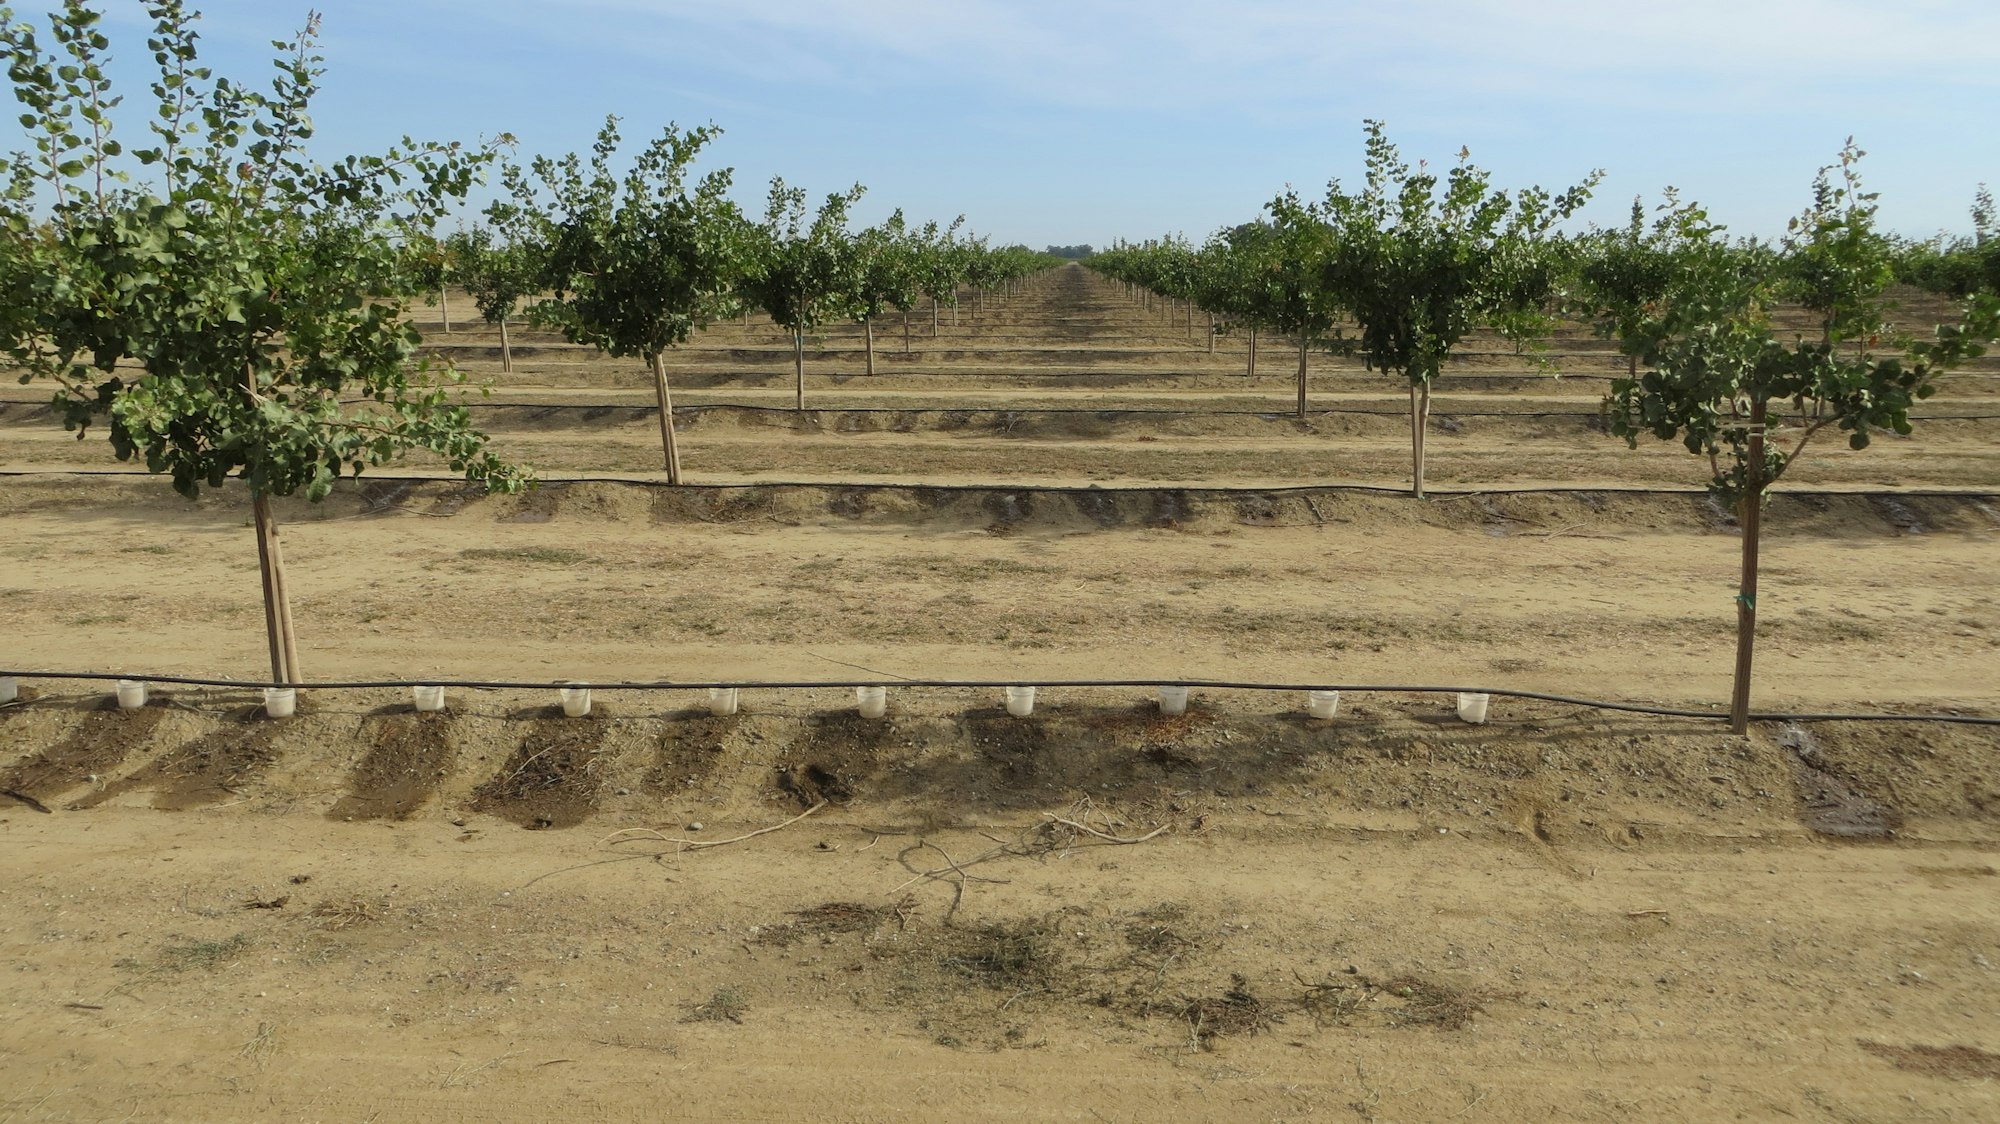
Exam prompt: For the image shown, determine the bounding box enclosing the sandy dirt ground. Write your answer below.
[2,691,1998,1123]
[2,265,1998,1121]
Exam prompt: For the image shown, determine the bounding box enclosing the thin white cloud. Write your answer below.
[471,0,2000,112]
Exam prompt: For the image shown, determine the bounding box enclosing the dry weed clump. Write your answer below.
[939,917,1066,992]
[684,986,750,1024]
[307,897,380,931]
[755,901,892,946]
[1379,974,1487,1030]
[1857,1041,2000,1080]
[1177,973,1275,1045]
[118,931,254,974]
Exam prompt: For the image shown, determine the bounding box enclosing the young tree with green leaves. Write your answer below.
[1315,121,1601,496]
[1604,148,1999,731]
[739,178,865,411]
[1249,199,1343,418]
[1196,223,1279,377]
[449,223,541,373]
[498,116,746,483]
[915,217,967,335]
[1893,186,1997,299]
[849,210,921,374]
[0,0,524,685]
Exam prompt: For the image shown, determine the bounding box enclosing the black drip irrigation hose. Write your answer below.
[298,401,2000,423]
[4,669,1994,726]
[3,468,1993,502]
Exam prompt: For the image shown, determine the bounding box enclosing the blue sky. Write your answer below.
[85,0,2000,247]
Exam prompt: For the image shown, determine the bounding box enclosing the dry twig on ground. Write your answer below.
[601,801,827,854]
[888,798,1171,919]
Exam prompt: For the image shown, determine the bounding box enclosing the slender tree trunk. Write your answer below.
[499,317,512,374]
[1729,398,1767,734]
[1409,382,1433,498]
[794,331,806,411]
[1206,312,1215,354]
[1296,337,1309,418]
[1628,353,1638,380]
[650,352,683,485]
[1248,327,1258,379]
[252,492,301,685]
[932,298,939,334]
[864,318,875,376]
[903,309,912,354]
[438,288,450,334]
[951,296,958,327]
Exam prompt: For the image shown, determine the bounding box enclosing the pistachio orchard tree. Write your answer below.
[1315,121,1601,496]
[498,116,748,482]
[1604,148,1999,731]
[0,0,525,684]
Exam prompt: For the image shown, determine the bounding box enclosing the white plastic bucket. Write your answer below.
[1004,686,1036,717]
[1157,685,1189,716]
[262,687,297,719]
[115,679,147,710]
[0,676,17,704]
[1456,692,1490,724]
[1308,690,1340,720]
[856,685,887,719]
[412,685,446,713]
[707,687,740,716]
[559,686,592,718]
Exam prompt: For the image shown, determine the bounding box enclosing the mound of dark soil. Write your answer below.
[73,707,280,810]
[469,710,612,829]
[329,712,456,821]
[1,704,164,800]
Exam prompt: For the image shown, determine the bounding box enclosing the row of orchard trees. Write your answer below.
[427,138,1056,444]
[0,1,1049,683]
[1091,124,1999,730]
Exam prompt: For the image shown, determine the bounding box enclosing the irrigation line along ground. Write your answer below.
[3,669,1994,726]
[8,396,1997,421]
[295,401,2000,422]
[2,467,1994,501]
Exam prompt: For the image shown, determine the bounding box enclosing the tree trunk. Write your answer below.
[864,318,875,376]
[650,352,683,485]
[932,298,939,334]
[951,297,958,327]
[1729,398,1767,734]
[1408,382,1435,498]
[794,331,806,411]
[903,309,911,354]
[1248,327,1258,379]
[1296,337,1309,418]
[499,317,512,374]
[1206,312,1215,354]
[438,289,450,334]
[252,492,302,685]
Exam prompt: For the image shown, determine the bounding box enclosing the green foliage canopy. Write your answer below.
[499,115,747,362]
[0,0,523,502]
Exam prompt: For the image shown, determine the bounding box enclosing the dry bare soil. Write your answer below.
[2,266,1998,1121]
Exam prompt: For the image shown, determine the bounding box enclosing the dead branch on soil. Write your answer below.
[601,801,826,854]
[889,798,1171,920]
[805,650,915,683]
[1,788,52,814]
[1525,523,1627,542]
